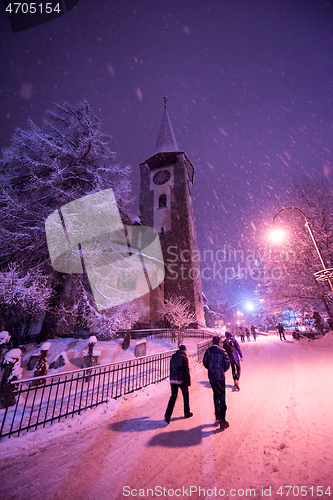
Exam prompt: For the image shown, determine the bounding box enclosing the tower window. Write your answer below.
[158,194,167,208]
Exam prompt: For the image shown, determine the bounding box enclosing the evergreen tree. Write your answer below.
[0,349,22,408]
[0,331,11,367]
[32,341,50,386]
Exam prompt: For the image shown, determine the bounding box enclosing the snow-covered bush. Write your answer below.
[0,330,11,366]
[0,264,52,327]
[84,336,97,367]
[84,336,97,382]
[32,341,51,386]
[0,348,22,408]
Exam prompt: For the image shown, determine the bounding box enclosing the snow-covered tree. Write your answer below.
[54,286,140,343]
[32,341,50,386]
[163,296,196,346]
[0,101,132,337]
[0,349,22,408]
[0,264,53,328]
[83,335,97,381]
[266,179,333,318]
[0,331,11,366]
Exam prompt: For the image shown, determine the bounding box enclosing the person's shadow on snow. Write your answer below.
[110,418,221,445]
[147,424,220,447]
[199,380,233,390]
[109,416,165,432]
[199,380,211,388]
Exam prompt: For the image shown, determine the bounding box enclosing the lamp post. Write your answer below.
[226,300,246,311]
[272,206,333,293]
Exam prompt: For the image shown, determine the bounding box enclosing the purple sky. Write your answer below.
[1,0,333,302]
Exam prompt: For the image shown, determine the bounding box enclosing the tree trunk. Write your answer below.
[321,296,333,320]
[177,328,184,347]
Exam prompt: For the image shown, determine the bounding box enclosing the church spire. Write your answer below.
[152,97,179,156]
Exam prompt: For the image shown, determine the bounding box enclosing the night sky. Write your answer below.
[1,0,333,303]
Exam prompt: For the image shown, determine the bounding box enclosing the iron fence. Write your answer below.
[130,328,215,340]
[197,339,213,363]
[0,349,175,439]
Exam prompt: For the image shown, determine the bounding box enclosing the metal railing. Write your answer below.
[119,328,216,340]
[0,350,175,439]
[197,339,213,363]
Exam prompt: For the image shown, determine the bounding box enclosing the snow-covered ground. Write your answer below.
[0,332,333,500]
[16,335,185,379]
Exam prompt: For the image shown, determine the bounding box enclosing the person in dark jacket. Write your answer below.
[164,345,193,424]
[239,326,245,343]
[276,323,286,341]
[250,324,257,341]
[203,336,230,430]
[223,331,243,391]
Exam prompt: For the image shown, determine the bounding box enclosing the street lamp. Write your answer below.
[272,206,333,293]
[226,300,253,311]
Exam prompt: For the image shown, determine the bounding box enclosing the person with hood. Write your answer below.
[223,331,243,391]
[203,336,230,430]
[164,345,193,424]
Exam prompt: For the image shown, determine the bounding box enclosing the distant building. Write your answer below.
[135,101,205,328]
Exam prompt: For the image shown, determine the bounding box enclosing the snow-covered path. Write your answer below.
[1,335,332,500]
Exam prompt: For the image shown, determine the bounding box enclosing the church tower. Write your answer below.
[139,100,205,326]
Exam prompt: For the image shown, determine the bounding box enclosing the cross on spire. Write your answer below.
[152,98,179,155]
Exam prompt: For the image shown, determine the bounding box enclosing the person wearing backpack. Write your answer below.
[223,331,243,391]
[203,336,230,430]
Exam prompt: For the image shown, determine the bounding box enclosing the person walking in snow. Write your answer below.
[223,331,243,391]
[245,327,251,342]
[313,311,324,335]
[239,326,245,343]
[203,336,230,430]
[164,345,193,424]
[276,323,286,341]
[251,324,257,341]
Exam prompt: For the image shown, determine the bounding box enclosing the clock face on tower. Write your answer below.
[153,169,171,185]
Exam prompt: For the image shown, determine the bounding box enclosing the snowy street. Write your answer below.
[0,334,332,500]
